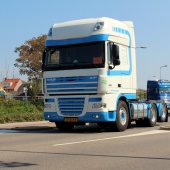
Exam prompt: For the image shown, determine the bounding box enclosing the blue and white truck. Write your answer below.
[42,17,168,131]
[147,80,170,115]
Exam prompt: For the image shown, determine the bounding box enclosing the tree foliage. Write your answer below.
[27,78,42,101]
[14,35,47,79]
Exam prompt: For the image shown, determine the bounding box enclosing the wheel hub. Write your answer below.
[119,108,127,126]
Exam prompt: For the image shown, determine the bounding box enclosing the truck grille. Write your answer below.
[58,97,85,116]
[46,76,98,94]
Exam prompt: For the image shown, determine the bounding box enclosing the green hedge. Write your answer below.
[137,89,147,100]
[0,99,44,123]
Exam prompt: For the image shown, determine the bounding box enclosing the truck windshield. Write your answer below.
[159,87,170,94]
[44,42,105,70]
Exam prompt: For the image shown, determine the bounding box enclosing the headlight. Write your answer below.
[44,103,53,109]
[92,103,106,109]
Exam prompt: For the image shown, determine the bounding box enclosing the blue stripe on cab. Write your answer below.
[123,93,137,99]
[47,89,97,93]
[58,101,84,105]
[58,97,84,101]
[46,76,98,84]
[47,83,98,89]
[89,98,102,102]
[46,34,109,46]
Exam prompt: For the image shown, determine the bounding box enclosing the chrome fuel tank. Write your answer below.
[130,103,149,119]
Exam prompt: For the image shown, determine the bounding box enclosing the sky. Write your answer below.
[0,0,170,89]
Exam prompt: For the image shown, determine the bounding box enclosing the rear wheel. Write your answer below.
[159,103,167,122]
[115,100,129,132]
[147,104,157,127]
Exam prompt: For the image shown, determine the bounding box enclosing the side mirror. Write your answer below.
[113,59,120,65]
[109,43,120,69]
[110,44,120,66]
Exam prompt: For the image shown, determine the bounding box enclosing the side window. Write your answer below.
[155,88,159,93]
[148,86,158,94]
[48,51,60,64]
[107,43,111,64]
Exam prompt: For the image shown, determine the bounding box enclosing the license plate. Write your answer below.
[64,117,78,122]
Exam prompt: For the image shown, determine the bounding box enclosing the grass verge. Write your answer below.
[0,99,44,124]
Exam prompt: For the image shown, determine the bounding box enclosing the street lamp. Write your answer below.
[160,65,167,80]
[152,75,157,80]
[136,46,147,49]
[132,46,147,49]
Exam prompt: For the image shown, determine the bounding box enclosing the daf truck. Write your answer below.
[42,17,168,131]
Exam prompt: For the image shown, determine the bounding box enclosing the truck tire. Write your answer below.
[115,100,129,131]
[159,103,167,122]
[55,122,74,131]
[147,104,157,127]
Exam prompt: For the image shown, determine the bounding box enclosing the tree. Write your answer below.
[14,35,47,80]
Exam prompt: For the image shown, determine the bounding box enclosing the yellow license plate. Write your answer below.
[64,117,78,122]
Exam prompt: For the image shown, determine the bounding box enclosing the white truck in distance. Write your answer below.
[42,17,168,131]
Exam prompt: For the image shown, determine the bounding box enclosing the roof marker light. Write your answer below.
[94,22,104,31]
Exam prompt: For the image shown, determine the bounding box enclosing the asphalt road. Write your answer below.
[0,119,170,170]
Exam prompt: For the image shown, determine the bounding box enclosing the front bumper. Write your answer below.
[44,111,116,123]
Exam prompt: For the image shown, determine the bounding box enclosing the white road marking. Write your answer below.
[53,130,170,147]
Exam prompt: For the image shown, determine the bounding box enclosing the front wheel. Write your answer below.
[115,100,129,132]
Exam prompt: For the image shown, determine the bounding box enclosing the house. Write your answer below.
[3,78,23,96]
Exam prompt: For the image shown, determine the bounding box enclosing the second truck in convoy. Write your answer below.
[147,80,170,115]
[42,17,168,131]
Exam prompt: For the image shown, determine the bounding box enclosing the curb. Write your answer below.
[160,126,170,130]
[0,121,55,130]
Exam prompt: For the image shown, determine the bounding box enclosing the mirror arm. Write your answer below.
[109,65,115,70]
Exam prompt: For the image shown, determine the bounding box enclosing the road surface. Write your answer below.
[0,119,170,170]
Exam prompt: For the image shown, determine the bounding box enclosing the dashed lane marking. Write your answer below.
[53,130,170,147]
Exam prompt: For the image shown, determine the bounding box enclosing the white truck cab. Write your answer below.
[42,17,168,131]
